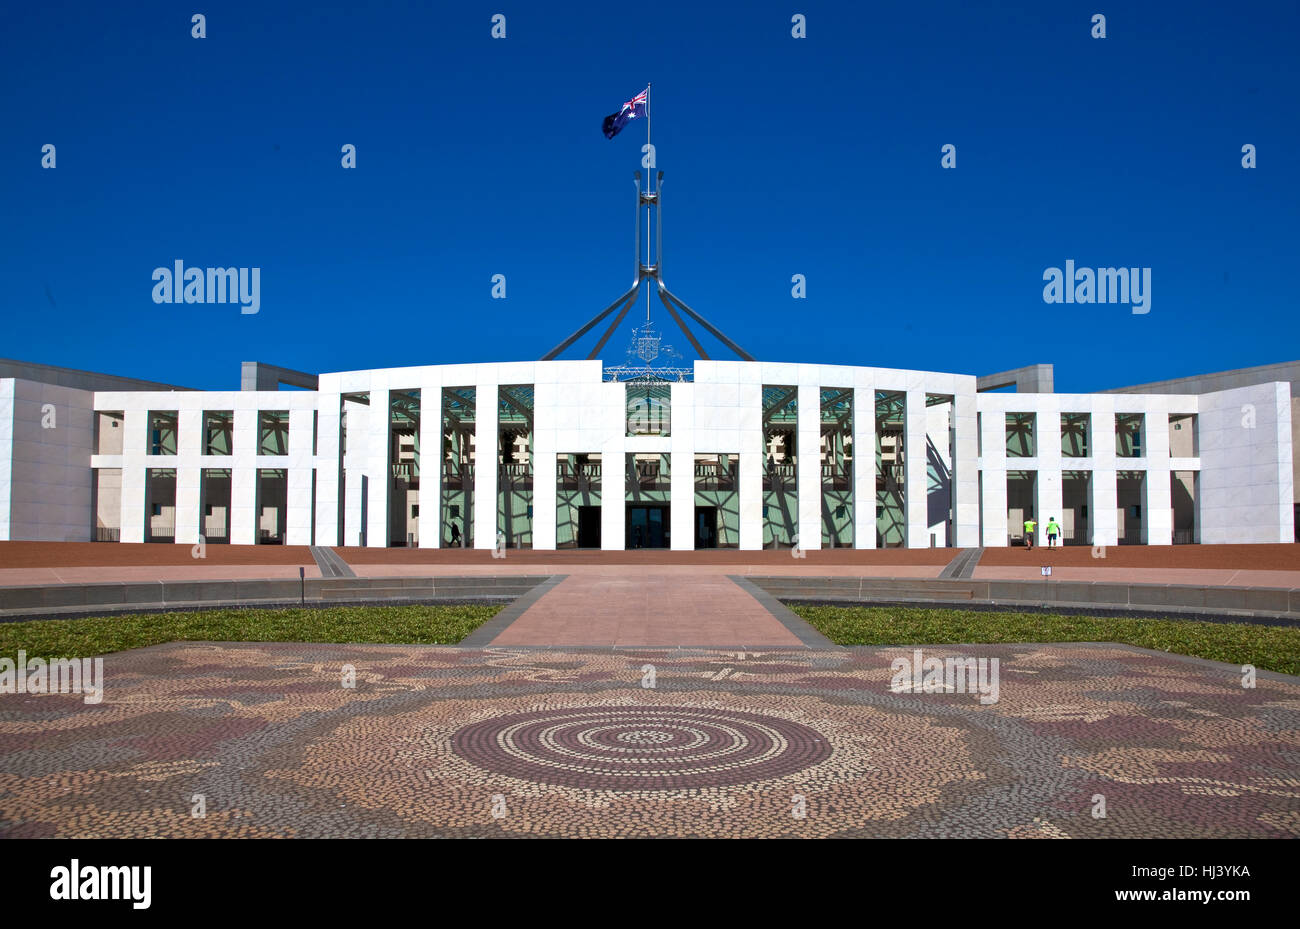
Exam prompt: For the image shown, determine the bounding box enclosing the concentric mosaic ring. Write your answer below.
[450,705,831,789]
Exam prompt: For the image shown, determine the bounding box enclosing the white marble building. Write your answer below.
[0,358,1294,549]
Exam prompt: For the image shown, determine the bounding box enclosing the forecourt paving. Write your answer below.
[2,641,1298,839]
[3,543,1299,838]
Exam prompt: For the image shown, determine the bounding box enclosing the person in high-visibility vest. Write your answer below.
[1023,517,1036,550]
[1046,517,1061,547]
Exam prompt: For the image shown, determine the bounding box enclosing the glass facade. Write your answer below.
[497,385,534,549]
[441,387,475,547]
[762,385,798,548]
[876,391,905,546]
[820,387,853,547]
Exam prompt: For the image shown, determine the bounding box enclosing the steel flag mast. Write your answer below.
[542,83,755,375]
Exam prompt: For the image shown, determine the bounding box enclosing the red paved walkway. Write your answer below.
[488,574,804,647]
[2,542,1298,590]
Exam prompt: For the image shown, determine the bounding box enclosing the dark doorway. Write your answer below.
[626,505,669,548]
[695,506,718,549]
[577,505,602,548]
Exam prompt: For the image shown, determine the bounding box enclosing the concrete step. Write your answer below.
[763,586,975,601]
[0,574,553,617]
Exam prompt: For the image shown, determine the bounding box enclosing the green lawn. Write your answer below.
[0,604,502,658]
[787,604,1300,677]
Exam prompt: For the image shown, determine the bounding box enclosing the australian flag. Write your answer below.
[602,87,648,140]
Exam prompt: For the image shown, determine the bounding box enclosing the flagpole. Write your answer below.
[645,82,652,323]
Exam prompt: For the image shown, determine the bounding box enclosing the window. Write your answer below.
[259,410,290,456]
[1061,413,1090,457]
[1116,414,1144,458]
[1169,413,1197,456]
[1006,413,1035,458]
[204,411,234,455]
[147,411,178,455]
[95,411,124,455]
[411,504,419,517]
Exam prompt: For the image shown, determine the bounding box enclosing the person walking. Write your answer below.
[450,523,461,547]
[1046,517,1061,548]
[1023,515,1036,550]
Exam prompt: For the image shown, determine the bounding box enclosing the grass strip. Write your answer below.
[787,604,1300,676]
[0,604,502,658]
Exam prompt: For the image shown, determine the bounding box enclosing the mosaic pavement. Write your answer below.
[2,642,1299,838]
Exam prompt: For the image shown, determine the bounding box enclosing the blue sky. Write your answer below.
[1,0,1296,392]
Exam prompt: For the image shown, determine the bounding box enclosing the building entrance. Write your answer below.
[626,505,669,548]
[695,506,718,548]
[577,505,602,548]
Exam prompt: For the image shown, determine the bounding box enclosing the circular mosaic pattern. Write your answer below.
[451,705,832,790]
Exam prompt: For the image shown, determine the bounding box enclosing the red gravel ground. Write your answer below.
[336,546,959,565]
[1,541,1296,570]
[0,541,315,568]
[979,543,1300,570]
